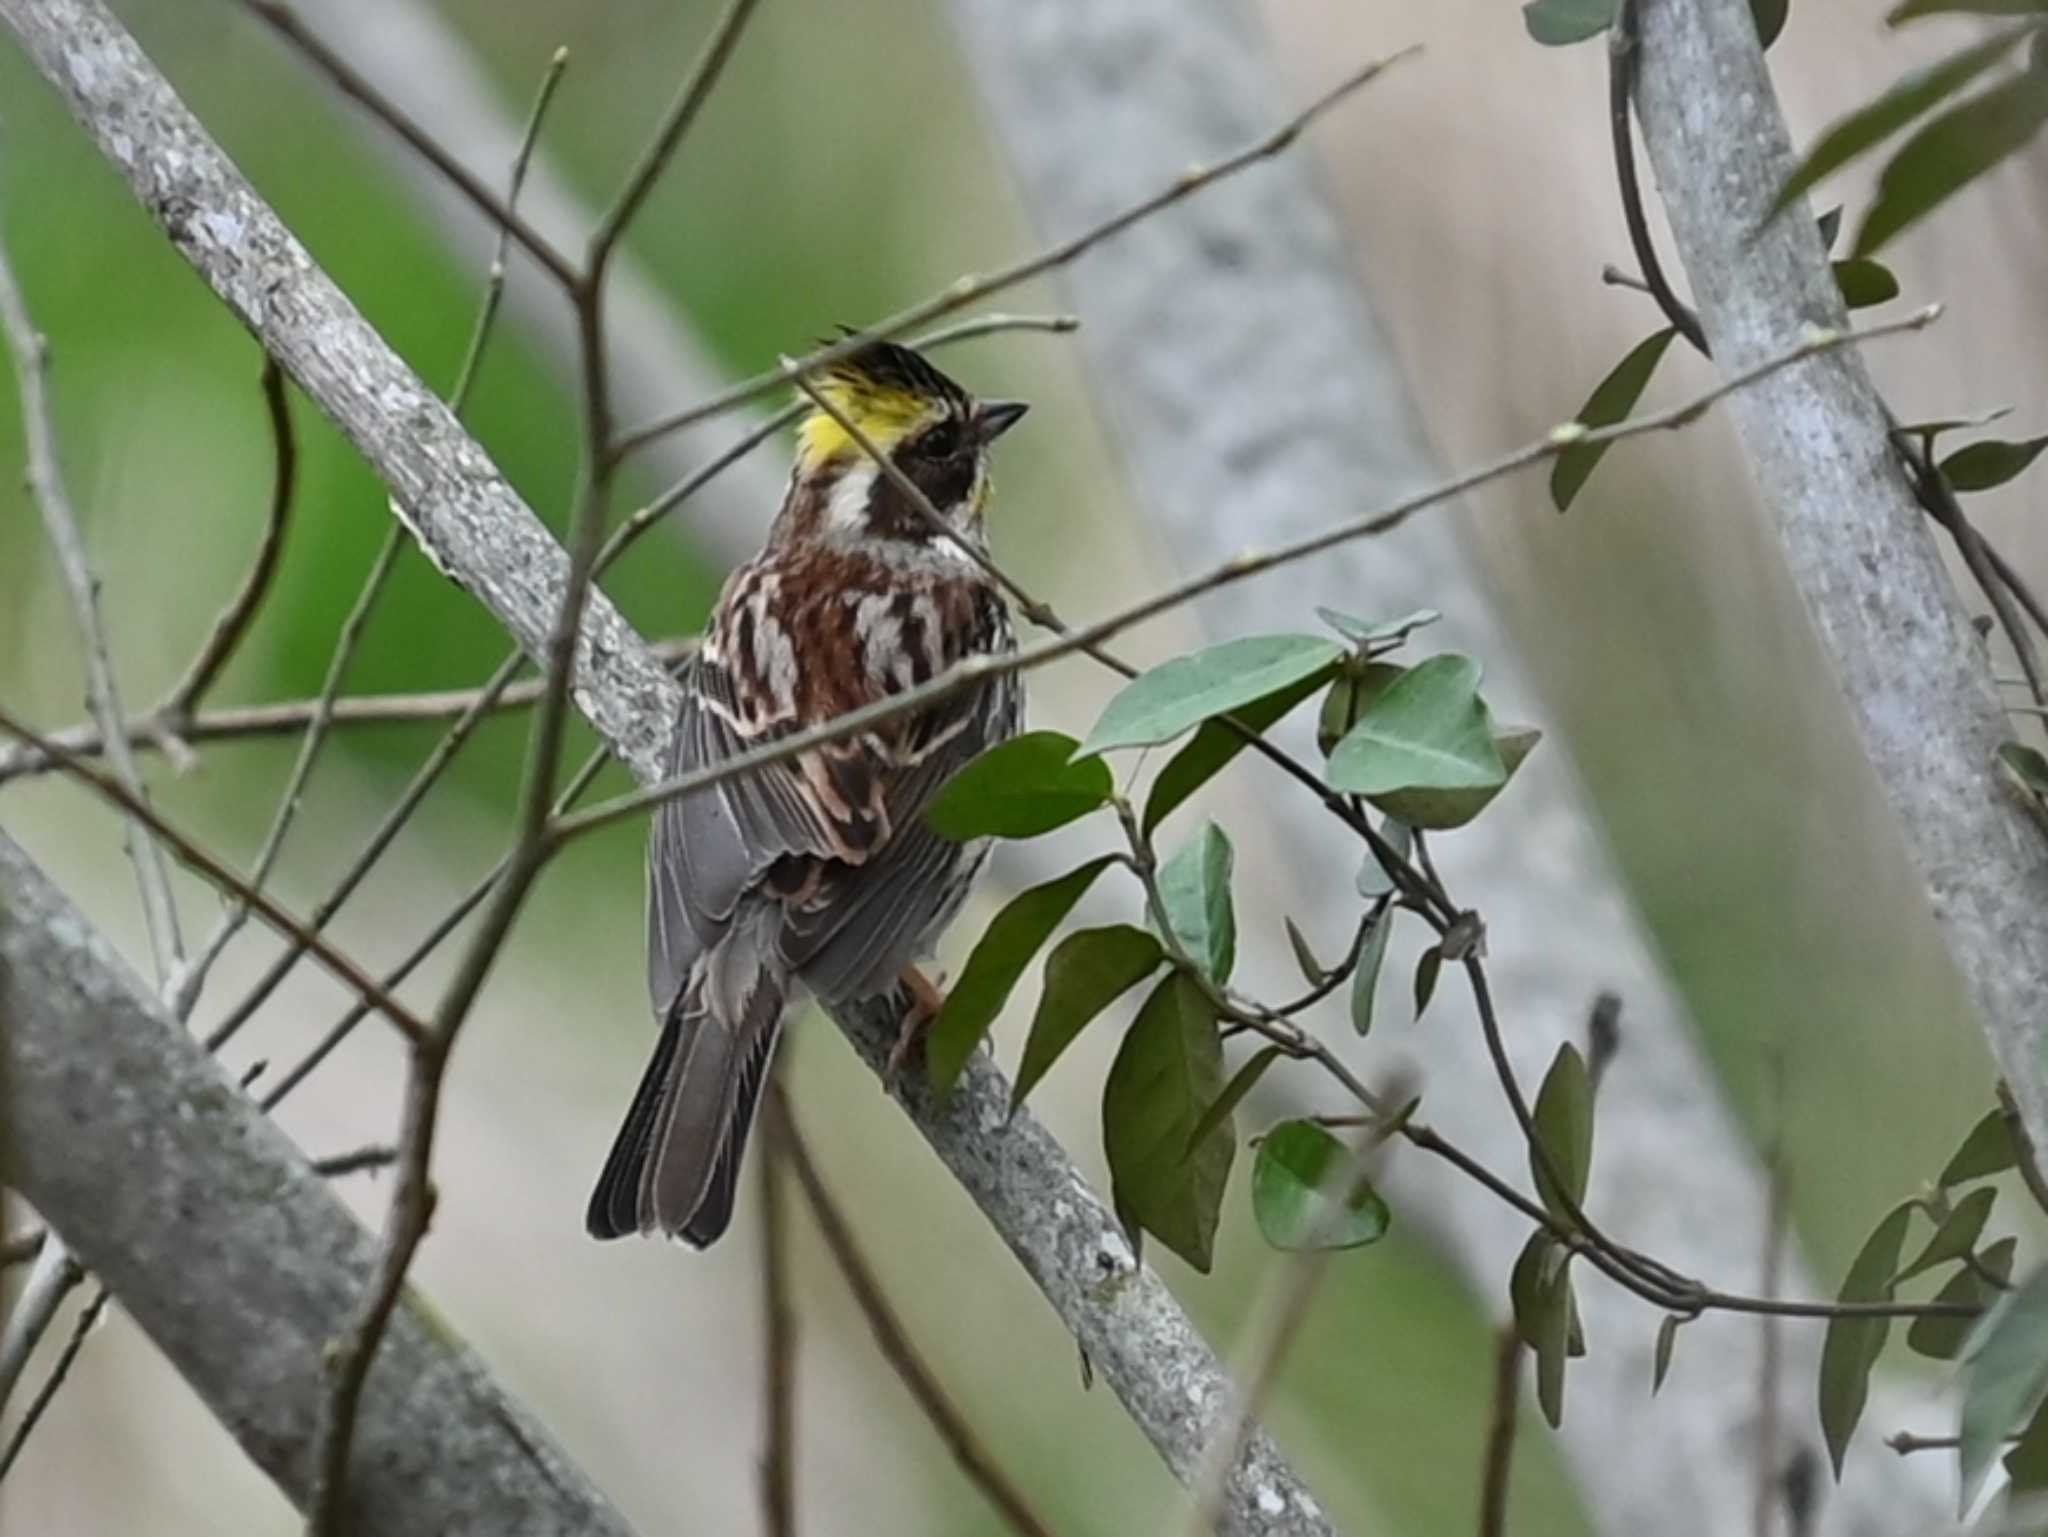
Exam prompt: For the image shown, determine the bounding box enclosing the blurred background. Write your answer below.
[0,1,2042,1532]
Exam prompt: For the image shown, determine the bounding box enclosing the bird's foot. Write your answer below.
[886,965,947,1079]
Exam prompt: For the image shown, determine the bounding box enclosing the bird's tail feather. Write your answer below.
[586,906,784,1245]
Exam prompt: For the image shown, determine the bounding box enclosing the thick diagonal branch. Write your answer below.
[0,834,637,1536]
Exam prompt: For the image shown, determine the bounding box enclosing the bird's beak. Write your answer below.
[977,400,1030,442]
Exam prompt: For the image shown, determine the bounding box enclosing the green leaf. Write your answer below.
[1530,1043,1595,1223]
[1536,1259,1573,1426]
[1818,1203,1915,1478]
[1356,818,1413,899]
[926,730,1113,840]
[1011,925,1166,1110]
[1751,0,1790,48]
[1522,0,1615,45]
[1550,328,1679,511]
[2001,742,2048,797]
[2005,1394,2048,1496]
[1772,25,2034,216]
[1899,1187,1997,1281]
[1327,655,1507,802]
[1412,945,1444,1020]
[1083,635,1343,756]
[1368,724,1542,831]
[1103,973,1233,1273]
[1154,822,1237,983]
[927,857,1116,1093]
[1284,918,1327,986]
[1184,1046,1285,1160]
[1890,0,2048,19]
[1941,433,2048,491]
[1251,1120,1391,1250]
[1142,663,1337,836]
[1961,1261,2048,1511]
[1510,1231,1556,1347]
[1314,606,1442,651]
[1318,663,1404,755]
[1653,1314,1683,1394]
[1853,70,2048,257]
[1832,258,1900,308]
[1942,1108,2018,1187]
[1350,911,1392,1036]
[1908,1242,2009,1360]
[1894,405,2014,454]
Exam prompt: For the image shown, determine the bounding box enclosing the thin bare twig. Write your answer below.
[0,706,428,1046]
[0,639,697,784]
[558,308,1943,848]
[611,47,1420,461]
[1477,1326,1522,1537]
[177,527,404,1020]
[758,1090,798,1537]
[0,168,188,1418]
[304,10,763,1524]
[0,1282,109,1481]
[0,147,184,980]
[162,358,297,719]
[768,1085,1058,1537]
[237,1,579,291]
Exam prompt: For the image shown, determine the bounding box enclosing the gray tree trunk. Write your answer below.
[946,3,1950,1534]
[1632,0,2048,1160]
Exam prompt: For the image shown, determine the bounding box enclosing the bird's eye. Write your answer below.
[919,420,963,460]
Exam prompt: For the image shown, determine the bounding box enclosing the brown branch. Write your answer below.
[758,1093,798,1537]
[610,46,1420,460]
[0,637,698,783]
[0,706,428,1047]
[558,307,1942,848]
[236,1,579,290]
[767,1084,1058,1537]
[1476,1326,1522,1537]
[162,357,297,719]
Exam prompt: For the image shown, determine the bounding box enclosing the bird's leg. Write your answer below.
[886,964,947,1078]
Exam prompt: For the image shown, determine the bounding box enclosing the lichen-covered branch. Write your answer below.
[0,835,637,1536]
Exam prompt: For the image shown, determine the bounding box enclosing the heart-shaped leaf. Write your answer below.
[1012,925,1166,1109]
[1522,0,1616,46]
[1368,725,1542,830]
[1083,635,1342,756]
[927,857,1116,1093]
[1327,655,1507,800]
[1153,822,1237,983]
[1314,606,1442,650]
[1104,974,1233,1272]
[1142,662,1335,836]
[927,730,1114,840]
[1550,328,1679,511]
[1251,1119,1391,1251]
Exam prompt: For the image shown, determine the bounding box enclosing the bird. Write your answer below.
[586,338,1029,1246]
